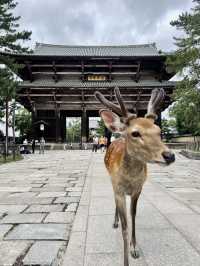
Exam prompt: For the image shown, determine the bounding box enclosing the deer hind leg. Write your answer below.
[130,192,141,259]
[113,206,119,228]
[116,194,129,266]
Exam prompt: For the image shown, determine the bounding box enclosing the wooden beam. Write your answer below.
[81,60,85,81]
[34,101,171,111]
[31,64,140,68]
[17,92,171,98]
[52,61,58,82]
[26,89,34,111]
[25,61,33,82]
[134,61,141,82]
[31,71,138,75]
[109,61,112,81]
[133,90,142,114]
[158,62,165,82]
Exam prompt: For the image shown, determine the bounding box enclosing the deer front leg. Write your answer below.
[116,194,129,266]
[130,192,141,259]
[113,206,119,228]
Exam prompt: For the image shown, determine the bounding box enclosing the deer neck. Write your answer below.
[122,140,146,174]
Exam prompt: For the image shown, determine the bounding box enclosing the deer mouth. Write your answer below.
[148,160,169,166]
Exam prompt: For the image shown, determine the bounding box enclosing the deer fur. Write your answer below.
[95,87,175,266]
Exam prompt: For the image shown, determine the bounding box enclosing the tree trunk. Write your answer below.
[5,97,9,158]
[12,100,16,160]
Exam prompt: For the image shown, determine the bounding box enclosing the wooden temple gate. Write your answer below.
[9,43,175,143]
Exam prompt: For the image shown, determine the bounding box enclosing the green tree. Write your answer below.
[162,119,176,142]
[167,0,200,136]
[0,0,31,155]
[96,119,105,136]
[15,108,32,137]
[66,119,81,143]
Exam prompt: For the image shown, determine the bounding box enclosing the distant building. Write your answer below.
[5,42,176,143]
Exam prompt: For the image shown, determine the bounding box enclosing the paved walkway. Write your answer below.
[0,151,200,265]
[63,151,200,266]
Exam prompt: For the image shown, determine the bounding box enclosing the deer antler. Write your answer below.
[114,87,128,117]
[95,90,123,116]
[146,88,165,119]
[95,87,136,119]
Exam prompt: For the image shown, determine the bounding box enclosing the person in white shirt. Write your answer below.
[39,137,45,154]
[111,135,116,142]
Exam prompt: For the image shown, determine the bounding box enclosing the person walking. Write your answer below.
[31,139,35,154]
[99,136,105,152]
[92,135,99,152]
[39,137,45,154]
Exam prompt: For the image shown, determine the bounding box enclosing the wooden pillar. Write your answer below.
[156,112,162,128]
[31,111,36,139]
[86,115,89,142]
[81,109,87,145]
[55,107,61,143]
[60,113,66,142]
[104,127,112,147]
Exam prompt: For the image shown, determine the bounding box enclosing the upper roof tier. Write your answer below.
[32,42,165,57]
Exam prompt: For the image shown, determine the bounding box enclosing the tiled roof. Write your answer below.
[34,43,164,57]
[19,79,176,88]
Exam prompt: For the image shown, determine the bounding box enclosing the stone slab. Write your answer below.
[89,196,115,215]
[5,223,70,240]
[137,228,200,266]
[72,205,89,232]
[0,205,27,214]
[25,204,64,213]
[84,253,147,266]
[0,225,13,239]
[62,232,86,266]
[38,192,67,198]
[0,197,54,205]
[0,187,31,192]
[23,241,65,266]
[68,191,82,197]
[86,215,123,254]
[167,213,200,253]
[66,187,82,192]
[65,203,78,212]
[54,196,80,204]
[0,213,46,224]
[44,212,75,224]
[0,241,31,266]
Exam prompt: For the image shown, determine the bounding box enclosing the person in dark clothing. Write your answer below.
[31,139,35,154]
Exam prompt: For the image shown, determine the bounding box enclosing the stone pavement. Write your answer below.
[0,151,91,266]
[63,151,200,266]
[0,151,200,265]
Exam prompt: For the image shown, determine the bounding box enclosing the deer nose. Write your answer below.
[162,151,175,165]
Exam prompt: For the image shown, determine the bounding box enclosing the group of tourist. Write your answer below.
[20,137,46,154]
[92,135,116,152]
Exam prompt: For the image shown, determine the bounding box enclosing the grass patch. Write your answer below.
[0,154,23,164]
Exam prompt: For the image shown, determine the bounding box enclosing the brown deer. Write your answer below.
[95,87,175,266]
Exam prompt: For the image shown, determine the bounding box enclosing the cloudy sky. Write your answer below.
[15,0,193,52]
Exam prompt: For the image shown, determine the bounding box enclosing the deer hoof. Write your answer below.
[112,223,118,229]
[130,249,140,259]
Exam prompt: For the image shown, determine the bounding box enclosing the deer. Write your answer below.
[95,87,175,266]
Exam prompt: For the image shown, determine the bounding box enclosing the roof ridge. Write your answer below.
[35,42,157,49]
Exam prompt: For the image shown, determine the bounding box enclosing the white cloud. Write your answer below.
[14,0,194,51]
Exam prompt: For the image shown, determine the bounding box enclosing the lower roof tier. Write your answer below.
[19,79,176,89]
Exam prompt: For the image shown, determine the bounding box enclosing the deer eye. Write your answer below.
[131,131,141,138]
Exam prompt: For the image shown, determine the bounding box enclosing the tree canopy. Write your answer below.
[167,0,200,135]
[0,0,32,104]
[15,108,31,137]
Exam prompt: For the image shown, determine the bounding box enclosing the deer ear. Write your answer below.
[100,110,125,133]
